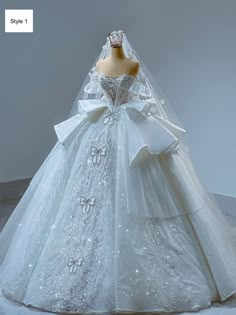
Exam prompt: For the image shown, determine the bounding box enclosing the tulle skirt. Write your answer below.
[0,111,236,314]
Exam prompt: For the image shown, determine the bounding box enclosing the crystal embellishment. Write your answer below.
[79,196,96,214]
[90,145,107,165]
[67,257,83,274]
[108,30,124,48]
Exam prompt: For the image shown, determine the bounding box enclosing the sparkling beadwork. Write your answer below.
[99,74,135,107]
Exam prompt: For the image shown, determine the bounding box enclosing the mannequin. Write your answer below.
[95,31,140,77]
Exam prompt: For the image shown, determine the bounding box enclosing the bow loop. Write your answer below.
[54,99,186,167]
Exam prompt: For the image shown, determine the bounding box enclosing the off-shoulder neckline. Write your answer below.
[94,68,137,79]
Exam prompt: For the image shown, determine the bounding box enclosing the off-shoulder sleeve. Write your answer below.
[129,75,152,97]
[83,70,102,94]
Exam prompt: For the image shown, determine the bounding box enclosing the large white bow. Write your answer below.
[54,99,186,167]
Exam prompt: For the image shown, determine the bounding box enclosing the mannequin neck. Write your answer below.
[110,46,126,60]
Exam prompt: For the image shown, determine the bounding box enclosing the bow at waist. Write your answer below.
[54,99,186,167]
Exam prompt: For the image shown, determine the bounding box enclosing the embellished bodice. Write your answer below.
[98,73,136,107]
[54,68,186,164]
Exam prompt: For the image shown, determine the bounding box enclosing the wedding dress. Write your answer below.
[1,30,236,315]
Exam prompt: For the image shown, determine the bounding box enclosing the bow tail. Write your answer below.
[154,115,187,139]
[54,99,108,146]
[126,115,186,168]
[54,114,87,146]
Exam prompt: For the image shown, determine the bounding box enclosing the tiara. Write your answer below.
[107,30,124,48]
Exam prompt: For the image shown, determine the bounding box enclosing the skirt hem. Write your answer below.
[1,286,236,315]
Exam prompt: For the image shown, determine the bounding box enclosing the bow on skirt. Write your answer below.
[54,99,186,167]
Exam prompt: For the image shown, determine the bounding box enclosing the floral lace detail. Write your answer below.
[99,74,135,107]
[118,215,213,312]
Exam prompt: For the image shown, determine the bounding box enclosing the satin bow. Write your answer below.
[54,99,186,167]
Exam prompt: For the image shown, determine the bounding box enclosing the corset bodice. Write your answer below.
[97,72,136,107]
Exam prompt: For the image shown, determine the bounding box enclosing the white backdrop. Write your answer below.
[0,0,236,197]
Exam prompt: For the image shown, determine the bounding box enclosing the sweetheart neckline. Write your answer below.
[95,68,136,79]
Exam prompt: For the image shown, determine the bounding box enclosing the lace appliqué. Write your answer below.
[99,75,135,107]
[90,145,107,166]
[79,196,96,214]
[103,108,120,126]
[122,216,211,312]
[100,76,121,104]
[67,257,83,274]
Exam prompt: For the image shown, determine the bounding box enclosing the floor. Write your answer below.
[0,193,236,315]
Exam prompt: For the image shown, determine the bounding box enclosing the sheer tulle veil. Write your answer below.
[68,29,236,221]
[0,29,235,265]
[69,30,187,134]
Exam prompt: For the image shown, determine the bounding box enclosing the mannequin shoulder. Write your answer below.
[95,58,140,76]
[128,59,140,76]
[95,59,105,71]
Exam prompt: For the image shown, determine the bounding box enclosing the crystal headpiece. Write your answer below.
[108,30,124,48]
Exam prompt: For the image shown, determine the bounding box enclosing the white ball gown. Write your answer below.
[1,33,236,315]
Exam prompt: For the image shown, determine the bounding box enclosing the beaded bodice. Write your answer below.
[98,72,135,107]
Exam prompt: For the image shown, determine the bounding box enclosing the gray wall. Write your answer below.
[1,0,236,197]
